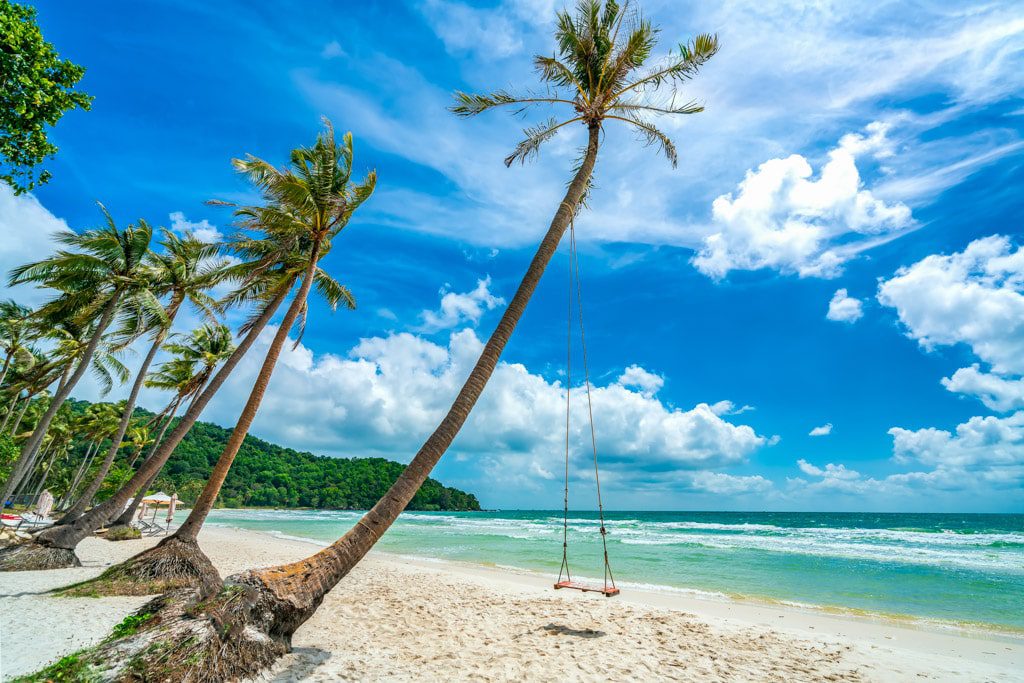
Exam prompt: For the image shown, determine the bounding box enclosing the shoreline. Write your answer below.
[2,525,1021,681]
[208,519,1024,640]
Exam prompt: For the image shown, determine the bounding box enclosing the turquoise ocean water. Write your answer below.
[204,509,1024,630]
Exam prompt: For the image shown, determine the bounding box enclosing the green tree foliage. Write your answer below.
[57,400,480,512]
[160,420,480,511]
[0,0,92,193]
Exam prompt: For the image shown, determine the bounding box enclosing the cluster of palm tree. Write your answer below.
[0,218,237,522]
[0,119,374,576]
[4,2,719,679]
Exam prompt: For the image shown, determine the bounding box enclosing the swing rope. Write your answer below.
[556,217,617,596]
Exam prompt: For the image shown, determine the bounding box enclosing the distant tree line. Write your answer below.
[56,400,480,511]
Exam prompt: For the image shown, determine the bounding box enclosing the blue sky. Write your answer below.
[1,0,1022,511]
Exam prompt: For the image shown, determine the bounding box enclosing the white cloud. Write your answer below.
[296,2,1022,256]
[617,365,664,397]
[941,365,1024,412]
[826,289,864,323]
[877,235,1024,375]
[169,211,222,242]
[809,423,833,437]
[689,471,772,495]
[797,458,859,480]
[889,412,1024,470]
[878,235,1024,411]
[187,323,770,491]
[416,276,504,332]
[0,186,71,306]
[691,123,914,279]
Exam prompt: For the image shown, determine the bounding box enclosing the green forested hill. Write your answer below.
[66,400,481,511]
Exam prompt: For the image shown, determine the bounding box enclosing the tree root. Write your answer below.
[18,576,300,682]
[57,534,220,597]
[102,524,142,541]
[0,541,80,571]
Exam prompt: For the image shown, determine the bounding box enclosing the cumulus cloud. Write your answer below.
[691,123,914,279]
[188,321,770,492]
[809,423,833,437]
[416,276,505,332]
[826,289,864,323]
[797,458,859,480]
[889,412,1024,470]
[708,401,755,416]
[941,365,1024,412]
[617,364,664,397]
[878,235,1024,374]
[169,211,222,242]
[878,234,1024,411]
[0,187,72,306]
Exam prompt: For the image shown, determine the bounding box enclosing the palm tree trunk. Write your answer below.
[0,392,20,432]
[249,122,601,626]
[13,439,52,499]
[24,284,291,555]
[175,244,321,541]
[8,393,33,437]
[111,461,162,529]
[110,398,180,528]
[60,441,98,510]
[32,447,60,500]
[0,350,13,389]
[0,295,121,504]
[58,308,179,524]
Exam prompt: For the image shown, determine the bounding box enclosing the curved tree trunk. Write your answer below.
[7,393,34,437]
[13,439,52,499]
[0,284,292,568]
[0,350,13,389]
[31,448,60,500]
[245,122,602,633]
[51,122,605,677]
[109,460,162,531]
[59,441,98,510]
[0,295,121,504]
[57,307,179,524]
[176,245,320,541]
[0,392,20,432]
[90,246,323,582]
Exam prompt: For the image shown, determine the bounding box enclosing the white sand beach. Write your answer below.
[1,525,1021,682]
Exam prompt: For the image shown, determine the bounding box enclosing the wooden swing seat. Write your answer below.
[554,580,620,597]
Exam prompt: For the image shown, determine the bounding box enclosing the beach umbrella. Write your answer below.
[36,490,54,518]
[166,494,178,523]
[142,492,172,505]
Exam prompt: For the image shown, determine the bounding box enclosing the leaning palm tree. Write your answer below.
[0,130,354,570]
[0,208,154,508]
[1,317,128,501]
[56,401,122,510]
[56,229,228,525]
[39,3,720,678]
[79,122,371,587]
[105,323,235,538]
[0,300,36,389]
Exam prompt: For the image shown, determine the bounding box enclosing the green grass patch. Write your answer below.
[109,612,154,640]
[10,652,101,682]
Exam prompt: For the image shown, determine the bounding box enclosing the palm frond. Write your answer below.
[505,117,584,166]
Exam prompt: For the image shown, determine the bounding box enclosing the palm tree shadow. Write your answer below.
[542,623,606,638]
[267,647,331,681]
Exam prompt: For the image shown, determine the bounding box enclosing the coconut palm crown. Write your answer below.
[451,0,718,169]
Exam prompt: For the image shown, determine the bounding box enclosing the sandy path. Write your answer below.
[1,525,1021,682]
